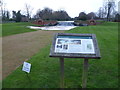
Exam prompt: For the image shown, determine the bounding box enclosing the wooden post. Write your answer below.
[82,58,89,88]
[60,58,64,88]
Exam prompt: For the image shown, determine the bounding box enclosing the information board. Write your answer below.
[49,33,101,59]
[55,37,95,54]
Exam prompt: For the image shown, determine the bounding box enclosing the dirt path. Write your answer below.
[2,30,64,79]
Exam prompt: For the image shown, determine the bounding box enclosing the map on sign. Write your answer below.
[54,36,95,54]
[22,62,31,73]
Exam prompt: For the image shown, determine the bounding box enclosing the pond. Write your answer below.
[27,21,77,30]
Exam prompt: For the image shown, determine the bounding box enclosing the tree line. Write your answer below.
[33,8,71,21]
[0,0,120,22]
[97,0,120,21]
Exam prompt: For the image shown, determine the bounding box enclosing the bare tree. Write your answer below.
[24,3,33,20]
[97,7,104,18]
[0,0,3,17]
[0,0,10,21]
[0,0,5,19]
[118,1,120,14]
[104,0,116,21]
[34,9,41,19]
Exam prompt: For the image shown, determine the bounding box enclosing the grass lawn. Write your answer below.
[2,22,37,37]
[0,24,2,37]
[2,22,118,88]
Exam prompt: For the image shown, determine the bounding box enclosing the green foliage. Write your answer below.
[0,24,2,37]
[12,10,23,22]
[2,22,118,88]
[114,14,120,22]
[2,22,37,37]
[78,12,87,21]
[35,8,71,21]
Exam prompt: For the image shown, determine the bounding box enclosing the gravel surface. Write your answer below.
[2,30,63,79]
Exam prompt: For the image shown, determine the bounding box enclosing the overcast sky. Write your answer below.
[3,0,120,18]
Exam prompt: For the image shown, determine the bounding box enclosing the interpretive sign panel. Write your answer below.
[49,33,101,59]
[55,37,95,54]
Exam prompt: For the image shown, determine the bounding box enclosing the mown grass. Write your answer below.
[0,24,2,37]
[2,22,118,88]
[2,22,37,37]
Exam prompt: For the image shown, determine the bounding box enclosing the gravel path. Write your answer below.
[2,30,64,79]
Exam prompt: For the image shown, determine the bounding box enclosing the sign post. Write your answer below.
[49,33,101,88]
[60,58,64,88]
[22,62,31,82]
[82,58,89,88]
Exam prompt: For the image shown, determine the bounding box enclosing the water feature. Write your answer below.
[27,21,77,30]
[57,21,75,26]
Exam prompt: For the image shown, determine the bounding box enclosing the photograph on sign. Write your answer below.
[55,38,95,54]
[22,62,31,73]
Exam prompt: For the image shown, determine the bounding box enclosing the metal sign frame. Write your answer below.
[49,33,101,59]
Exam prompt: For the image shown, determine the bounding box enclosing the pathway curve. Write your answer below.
[2,30,64,79]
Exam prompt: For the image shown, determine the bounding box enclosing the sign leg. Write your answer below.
[82,58,89,88]
[60,58,64,88]
[25,72,31,83]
